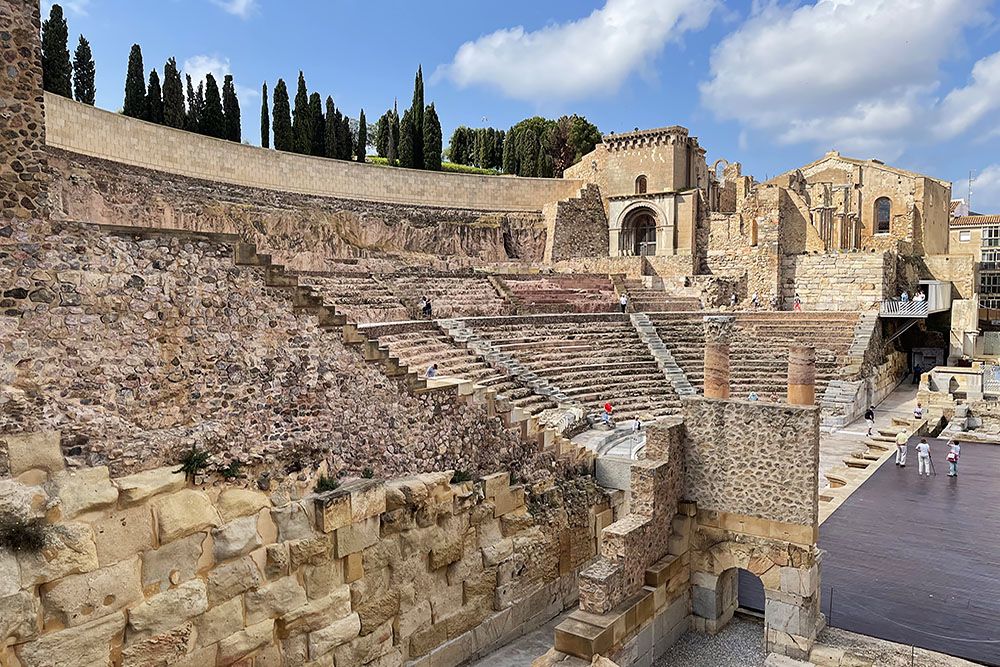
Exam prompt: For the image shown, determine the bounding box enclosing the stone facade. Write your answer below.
[0,0,47,220]
[0,458,611,667]
[780,252,893,312]
[544,184,609,262]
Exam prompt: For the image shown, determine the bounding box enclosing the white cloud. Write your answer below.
[182,55,231,86]
[700,0,990,156]
[971,165,1000,213]
[42,0,90,16]
[937,52,1000,139]
[212,0,257,19]
[438,0,716,101]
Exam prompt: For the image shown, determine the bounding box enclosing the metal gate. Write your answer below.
[984,331,1000,356]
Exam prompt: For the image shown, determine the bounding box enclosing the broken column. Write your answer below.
[787,345,816,406]
[703,316,734,399]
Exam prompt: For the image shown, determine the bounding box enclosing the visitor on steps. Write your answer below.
[751,292,760,310]
[865,405,876,436]
[730,293,737,308]
[422,298,433,318]
[770,294,778,310]
[425,363,438,378]
[793,293,802,311]
[913,402,924,419]
[916,438,932,476]
[602,402,614,428]
[895,431,908,466]
[747,391,759,401]
[619,293,628,313]
[913,363,922,385]
[947,440,960,477]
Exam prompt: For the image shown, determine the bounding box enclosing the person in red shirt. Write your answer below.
[602,402,613,427]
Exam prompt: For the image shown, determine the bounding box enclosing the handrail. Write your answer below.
[879,300,928,317]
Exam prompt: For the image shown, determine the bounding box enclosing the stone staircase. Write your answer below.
[819,312,880,430]
[629,313,698,397]
[621,277,701,312]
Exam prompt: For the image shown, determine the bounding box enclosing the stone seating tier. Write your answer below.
[499,274,618,314]
[621,278,701,312]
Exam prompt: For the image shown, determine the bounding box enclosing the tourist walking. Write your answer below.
[865,405,876,436]
[425,363,438,378]
[912,363,922,385]
[422,298,433,318]
[913,402,924,419]
[619,293,628,313]
[769,294,778,310]
[895,430,908,467]
[751,292,760,310]
[916,438,932,476]
[730,293,737,308]
[947,440,961,477]
[793,293,802,311]
[602,402,614,428]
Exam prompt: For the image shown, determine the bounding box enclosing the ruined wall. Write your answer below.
[921,254,975,300]
[0,448,610,667]
[0,0,47,220]
[544,184,609,262]
[47,149,547,270]
[45,94,583,212]
[680,397,819,528]
[780,252,891,311]
[0,221,538,481]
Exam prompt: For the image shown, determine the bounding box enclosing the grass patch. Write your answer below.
[365,156,500,175]
[451,470,473,484]
[176,446,210,481]
[314,475,340,493]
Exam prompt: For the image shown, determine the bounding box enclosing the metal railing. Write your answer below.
[879,300,928,317]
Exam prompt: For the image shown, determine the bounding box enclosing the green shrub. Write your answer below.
[362,467,374,479]
[176,446,210,481]
[451,470,473,484]
[314,475,340,493]
[220,461,242,480]
[0,515,48,553]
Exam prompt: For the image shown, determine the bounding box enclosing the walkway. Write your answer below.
[819,437,1000,666]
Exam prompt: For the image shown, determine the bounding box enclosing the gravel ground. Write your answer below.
[654,615,767,667]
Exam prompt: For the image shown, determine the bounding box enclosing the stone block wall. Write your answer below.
[0,220,539,481]
[544,185,609,262]
[780,252,892,311]
[0,0,48,220]
[0,449,611,667]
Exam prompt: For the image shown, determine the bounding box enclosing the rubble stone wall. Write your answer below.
[0,453,610,667]
[780,252,892,311]
[544,185,609,262]
[0,220,538,481]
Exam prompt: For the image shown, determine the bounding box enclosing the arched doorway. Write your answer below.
[621,207,657,256]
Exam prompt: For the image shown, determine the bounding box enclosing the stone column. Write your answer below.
[703,316,734,399]
[787,345,816,406]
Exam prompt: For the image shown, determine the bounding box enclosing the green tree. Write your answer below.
[502,131,515,174]
[123,44,147,118]
[201,73,225,138]
[41,4,73,97]
[307,92,324,156]
[145,69,163,123]
[72,36,96,105]
[409,66,424,169]
[399,109,415,168]
[222,74,241,142]
[260,82,269,148]
[291,71,311,154]
[184,74,199,132]
[356,109,367,163]
[162,58,185,127]
[448,127,469,166]
[375,111,391,158]
[389,102,399,166]
[547,114,601,176]
[422,104,441,171]
[324,97,338,158]
[272,78,293,151]
[338,114,352,160]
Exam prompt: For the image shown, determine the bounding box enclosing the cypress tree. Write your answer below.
[449,127,468,166]
[399,109,415,168]
[72,36,96,105]
[41,4,73,97]
[324,97,338,158]
[308,92,324,156]
[423,104,441,171]
[356,109,367,163]
[260,82,269,148]
[388,101,399,166]
[291,72,311,154]
[162,58,185,128]
[375,112,390,158]
[272,79,293,151]
[184,74,198,131]
[145,69,163,123]
[222,74,241,142]
[338,114,352,160]
[123,44,147,118]
[201,73,225,138]
[409,66,425,168]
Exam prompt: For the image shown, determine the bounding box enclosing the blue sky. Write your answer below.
[47,0,1000,212]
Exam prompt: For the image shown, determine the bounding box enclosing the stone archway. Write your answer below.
[620,206,658,256]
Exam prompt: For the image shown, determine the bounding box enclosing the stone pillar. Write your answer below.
[703,316,734,399]
[0,0,48,221]
[787,345,816,406]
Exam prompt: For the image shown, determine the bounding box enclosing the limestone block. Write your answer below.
[128,579,208,638]
[15,610,125,667]
[429,583,464,623]
[464,568,498,599]
[429,535,464,570]
[357,589,400,636]
[303,559,344,599]
[252,644,283,667]
[40,556,142,629]
[765,597,805,636]
[288,535,331,569]
[91,505,155,567]
[277,585,351,637]
[472,606,516,656]
[308,612,361,659]
[153,489,221,544]
[113,467,185,505]
[369,647,404,667]
[47,467,118,519]
[349,481,387,523]
[281,635,309,666]
[5,432,64,477]
[408,621,447,658]
[217,488,270,523]
[265,542,289,579]
[444,596,492,639]
[481,472,510,499]
[334,516,379,557]
[141,532,207,595]
[0,590,40,644]
[362,534,401,573]
[333,619,393,666]
[1,549,21,597]
[217,619,274,666]
[400,524,442,558]
[271,502,314,542]
[213,515,262,562]
[395,599,431,638]
[482,537,514,566]
[314,491,352,534]
[344,551,363,583]
[245,576,308,625]
[19,522,99,587]
[121,623,195,667]
[207,557,262,606]
[194,596,244,647]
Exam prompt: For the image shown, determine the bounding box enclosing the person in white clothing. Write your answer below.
[947,440,961,477]
[913,403,924,419]
[619,293,628,313]
[425,363,438,378]
[895,431,908,466]
[916,438,932,476]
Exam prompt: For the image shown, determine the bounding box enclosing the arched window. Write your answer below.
[635,175,647,194]
[875,197,891,234]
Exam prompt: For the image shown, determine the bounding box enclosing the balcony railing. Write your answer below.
[880,299,928,317]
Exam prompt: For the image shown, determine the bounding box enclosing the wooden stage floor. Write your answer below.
[819,436,1000,666]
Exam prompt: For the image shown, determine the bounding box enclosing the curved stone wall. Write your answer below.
[44,94,584,212]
